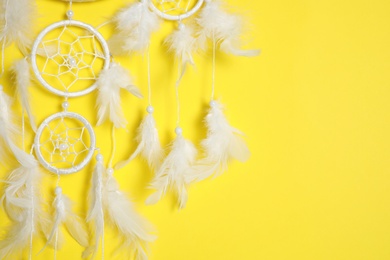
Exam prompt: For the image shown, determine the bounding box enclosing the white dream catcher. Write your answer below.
[111,0,258,209]
[0,1,155,259]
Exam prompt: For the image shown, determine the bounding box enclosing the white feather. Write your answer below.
[109,1,160,55]
[188,101,250,183]
[146,134,197,209]
[82,157,105,259]
[96,62,142,128]
[196,0,260,57]
[104,170,156,260]
[0,0,36,54]
[45,188,89,249]
[115,113,163,171]
[0,157,49,259]
[11,58,36,132]
[165,23,200,82]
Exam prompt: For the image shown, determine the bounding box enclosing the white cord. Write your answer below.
[147,48,152,106]
[211,35,216,101]
[108,125,116,168]
[175,63,181,127]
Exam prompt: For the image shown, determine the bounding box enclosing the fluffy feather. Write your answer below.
[103,169,156,260]
[165,23,199,82]
[0,156,49,259]
[0,0,36,54]
[82,156,105,259]
[115,113,163,171]
[96,62,142,128]
[108,1,160,55]
[196,0,259,57]
[188,101,250,183]
[146,133,197,209]
[11,58,36,132]
[45,187,89,249]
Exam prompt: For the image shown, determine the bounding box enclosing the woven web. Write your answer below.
[39,116,90,169]
[152,0,198,15]
[38,25,105,93]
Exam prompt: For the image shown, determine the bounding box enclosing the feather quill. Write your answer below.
[96,62,142,128]
[146,133,197,209]
[196,0,259,57]
[45,187,89,249]
[0,155,49,259]
[82,155,105,259]
[11,58,36,132]
[188,101,250,183]
[104,169,156,260]
[0,0,36,54]
[115,112,163,171]
[108,1,160,55]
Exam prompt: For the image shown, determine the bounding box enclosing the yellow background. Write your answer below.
[1,0,390,259]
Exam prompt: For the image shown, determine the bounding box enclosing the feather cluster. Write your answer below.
[188,101,250,183]
[45,187,89,249]
[109,1,160,55]
[103,169,156,260]
[146,132,197,209]
[196,0,259,57]
[116,111,163,171]
[0,0,36,54]
[96,62,142,128]
[0,154,49,259]
[11,58,36,132]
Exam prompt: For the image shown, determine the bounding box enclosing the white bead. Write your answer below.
[210,100,217,107]
[62,101,69,109]
[175,127,183,136]
[96,153,103,162]
[55,186,62,195]
[107,168,114,175]
[178,23,185,30]
[59,143,68,151]
[67,10,74,19]
[69,57,77,67]
[146,105,154,114]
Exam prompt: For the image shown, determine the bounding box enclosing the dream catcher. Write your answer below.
[112,0,258,209]
[0,0,155,259]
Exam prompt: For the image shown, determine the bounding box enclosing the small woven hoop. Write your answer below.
[148,0,204,21]
[31,20,111,98]
[34,112,96,175]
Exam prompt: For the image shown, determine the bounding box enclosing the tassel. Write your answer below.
[0,155,49,258]
[188,101,250,182]
[96,62,143,128]
[0,0,36,54]
[11,58,37,132]
[115,110,163,171]
[82,154,105,259]
[196,0,260,57]
[45,187,89,249]
[108,1,160,55]
[146,130,197,209]
[104,168,156,259]
[165,22,200,82]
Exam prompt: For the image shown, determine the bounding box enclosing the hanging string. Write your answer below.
[211,35,216,101]
[175,62,181,127]
[147,48,152,106]
[108,125,116,168]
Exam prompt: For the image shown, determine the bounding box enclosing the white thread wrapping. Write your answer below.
[148,0,204,21]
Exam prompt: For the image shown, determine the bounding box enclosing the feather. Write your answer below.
[96,62,142,128]
[108,1,160,55]
[165,23,199,82]
[188,101,250,183]
[196,0,259,57]
[146,132,197,209]
[0,0,36,54]
[45,187,89,249]
[0,156,49,259]
[104,169,156,259]
[82,155,105,259]
[11,58,37,132]
[115,112,163,171]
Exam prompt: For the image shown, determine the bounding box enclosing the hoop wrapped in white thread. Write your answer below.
[148,0,204,21]
[34,111,96,175]
[30,20,111,98]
